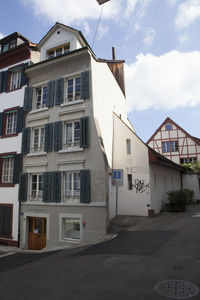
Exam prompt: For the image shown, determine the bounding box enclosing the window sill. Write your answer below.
[59,148,83,154]
[61,99,84,107]
[6,87,21,93]
[27,151,47,157]
[1,133,18,139]
[30,107,49,114]
[0,183,15,187]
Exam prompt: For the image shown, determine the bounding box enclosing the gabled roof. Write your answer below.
[0,32,35,47]
[146,117,200,145]
[37,22,95,56]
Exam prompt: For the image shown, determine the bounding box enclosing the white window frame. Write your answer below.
[59,213,82,243]
[35,85,47,109]
[9,68,21,91]
[65,76,81,102]
[64,120,80,148]
[47,43,70,59]
[5,110,17,135]
[63,171,80,202]
[31,127,45,152]
[30,173,43,201]
[2,156,14,183]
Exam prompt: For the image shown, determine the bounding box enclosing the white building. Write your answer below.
[17,23,185,250]
[0,33,39,246]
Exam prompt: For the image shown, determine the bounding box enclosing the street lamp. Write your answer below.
[96,0,110,4]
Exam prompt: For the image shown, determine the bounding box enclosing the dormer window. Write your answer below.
[2,39,17,53]
[47,43,70,59]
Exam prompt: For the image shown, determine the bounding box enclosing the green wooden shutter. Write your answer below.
[80,116,90,148]
[43,172,52,203]
[53,121,62,151]
[44,123,53,152]
[21,127,31,154]
[51,172,61,203]
[2,71,8,93]
[23,87,33,111]
[47,80,55,107]
[20,63,29,87]
[16,107,24,133]
[55,78,64,105]
[18,173,28,202]
[81,71,90,99]
[80,170,91,203]
[13,154,23,184]
[0,112,3,136]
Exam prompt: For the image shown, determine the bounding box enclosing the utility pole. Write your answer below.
[96,0,110,5]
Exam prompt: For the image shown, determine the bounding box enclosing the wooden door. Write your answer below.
[28,217,46,250]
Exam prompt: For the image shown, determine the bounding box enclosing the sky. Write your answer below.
[1,0,200,142]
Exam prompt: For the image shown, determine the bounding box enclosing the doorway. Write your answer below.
[28,217,46,250]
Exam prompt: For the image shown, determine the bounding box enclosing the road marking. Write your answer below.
[192,213,200,218]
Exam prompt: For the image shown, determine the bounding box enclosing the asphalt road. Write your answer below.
[0,205,200,300]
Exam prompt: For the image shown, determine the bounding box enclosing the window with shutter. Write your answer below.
[80,170,91,203]
[0,106,23,138]
[0,152,19,187]
[44,123,53,152]
[54,121,62,151]
[80,117,90,148]
[31,127,45,153]
[21,127,31,154]
[47,80,55,107]
[81,71,90,99]
[63,171,80,203]
[55,78,64,105]
[51,172,61,203]
[43,172,52,203]
[23,87,33,111]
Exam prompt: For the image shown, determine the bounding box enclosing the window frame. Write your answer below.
[65,75,81,102]
[34,85,48,110]
[0,152,16,187]
[6,64,23,93]
[60,214,82,242]
[63,171,81,202]
[180,157,197,164]
[64,120,81,148]
[46,42,70,59]
[165,123,172,131]
[31,126,45,153]
[1,106,19,138]
[30,173,43,201]
[162,141,178,153]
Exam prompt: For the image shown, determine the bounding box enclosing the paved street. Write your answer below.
[0,204,200,300]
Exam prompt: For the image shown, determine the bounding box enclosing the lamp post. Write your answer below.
[96,0,110,4]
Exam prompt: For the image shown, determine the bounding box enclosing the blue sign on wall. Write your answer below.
[112,169,123,185]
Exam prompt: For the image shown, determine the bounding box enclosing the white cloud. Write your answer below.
[144,27,155,46]
[20,0,150,26]
[175,0,200,29]
[125,50,200,111]
[167,0,178,7]
[97,24,109,40]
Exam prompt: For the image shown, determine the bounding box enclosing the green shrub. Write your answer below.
[183,188,194,203]
[167,190,187,212]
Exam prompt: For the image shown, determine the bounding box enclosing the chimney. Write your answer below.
[112,46,116,60]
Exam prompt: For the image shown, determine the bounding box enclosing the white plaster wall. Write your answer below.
[0,186,19,240]
[149,164,181,214]
[112,114,151,217]
[91,58,129,168]
[0,134,22,154]
[182,173,200,201]
[40,27,83,61]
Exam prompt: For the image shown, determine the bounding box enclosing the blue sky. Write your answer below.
[1,0,200,141]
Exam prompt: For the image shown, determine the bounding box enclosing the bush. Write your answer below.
[167,190,187,212]
[183,188,194,203]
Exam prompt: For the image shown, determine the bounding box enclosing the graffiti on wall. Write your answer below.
[132,179,150,193]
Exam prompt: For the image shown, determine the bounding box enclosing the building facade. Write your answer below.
[147,117,200,165]
[0,33,39,246]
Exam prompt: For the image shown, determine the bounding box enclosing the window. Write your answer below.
[47,43,70,59]
[1,39,16,53]
[1,156,14,183]
[126,139,131,154]
[31,174,43,200]
[127,174,132,190]
[5,110,17,135]
[62,218,80,241]
[64,121,80,147]
[165,123,172,130]
[64,172,80,200]
[35,85,47,109]
[32,127,45,152]
[9,68,21,91]
[162,141,178,153]
[66,76,81,101]
[180,157,197,164]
